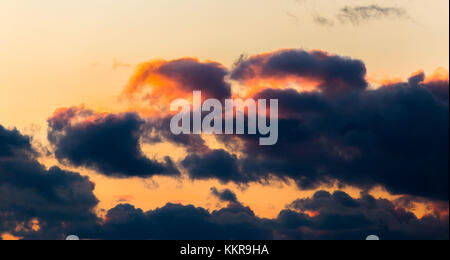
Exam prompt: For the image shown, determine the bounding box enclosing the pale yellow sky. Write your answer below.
[0,0,448,219]
[1,0,448,128]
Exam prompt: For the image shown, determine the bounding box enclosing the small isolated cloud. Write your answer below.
[112,59,132,70]
[286,12,299,24]
[143,179,160,190]
[211,187,239,204]
[337,5,408,25]
[314,5,409,27]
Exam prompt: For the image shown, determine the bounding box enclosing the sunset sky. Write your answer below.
[0,0,449,240]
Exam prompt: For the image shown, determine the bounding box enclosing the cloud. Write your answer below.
[145,116,210,153]
[93,203,273,240]
[1,127,447,240]
[122,58,231,114]
[390,69,449,103]
[261,79,448,200]
[210,187,239,204]
[84,191,448,240]
[185,68,449,201]
[44,49,447,203]
[47,107,180,178]
[0,125,35,158]
[288,190,449,240]
[231,49,368,97]
[313,16,335,27]
[0,125,99,240]
[337,5,408,25]
[255,88,330,118]
[422,68,449,103]
[181,149,249,183]
[313,5,410,27]
[20,48,447,239]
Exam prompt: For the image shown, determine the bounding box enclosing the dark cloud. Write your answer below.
[210,187,239,204]
[47,108,179,178]
[269,81,447,200]
[93,202,273,240]
[231,49,368,97]
[157,58,231,99]
[255,88,330,118]
[0,125,35,158]
[288,191,449,240]
[181,149,248,183]
[184,72,449,201]
[1,127,447,240]
[423,79,449,103]
[313,15,335,27]
[145,116,210,153]
[83,190,448,240]
[0,125,99,240]
[387,71,448,103]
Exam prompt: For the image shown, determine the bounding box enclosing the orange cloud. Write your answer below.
[422,68,449,102]
[48,105,111,131]
[122,58,231,115]
[1,233,22,240]
[424,67,449,84]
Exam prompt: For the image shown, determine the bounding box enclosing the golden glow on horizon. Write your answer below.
[1,233,22,241]
[37,149,434,221]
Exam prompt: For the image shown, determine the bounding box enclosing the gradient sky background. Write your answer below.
[0,0,449,240]
[1,0,448,128]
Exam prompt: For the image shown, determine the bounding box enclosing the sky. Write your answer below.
[0,0,449,240]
